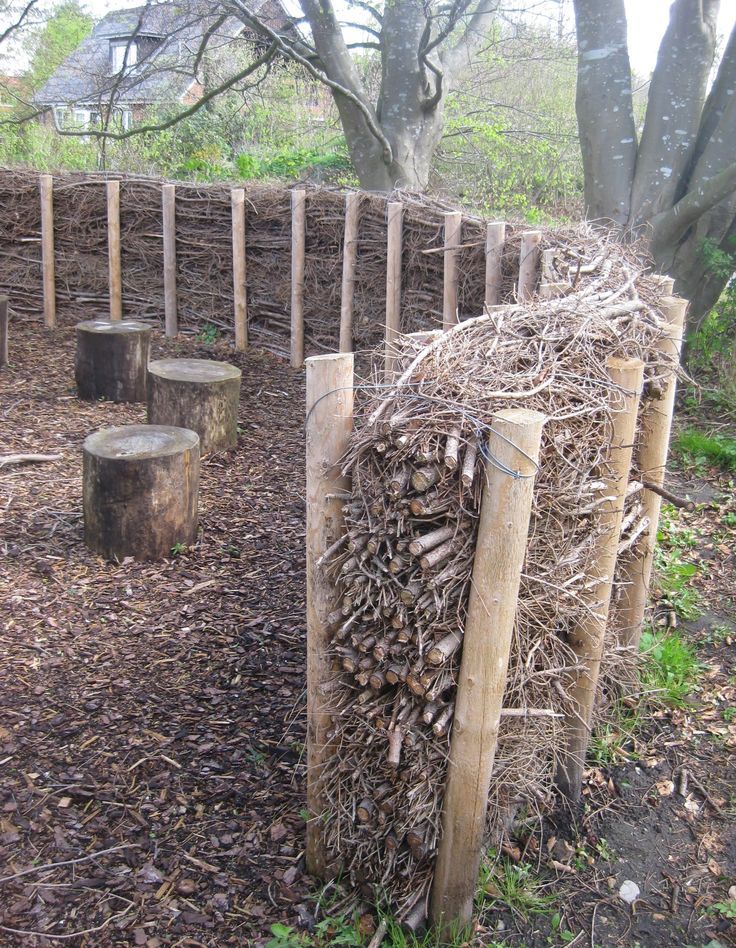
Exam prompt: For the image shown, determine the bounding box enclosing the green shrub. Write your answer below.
[235,146,350,181]
[673,429,736,472]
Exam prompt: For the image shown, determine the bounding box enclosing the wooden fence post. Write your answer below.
[0,295,8,368]
[517,230,541,301]
[305,352,355,878]
[431,408,546,932]
[556,356,645,804]
[539,247,568,299]
[107,180,122,321]
[617,296,687,651]
[39,174,56,329]
[291,189,306,368]
[162,184,178,338]
[443,211,462,329]
[484,221,506,308]
[231,188,248,351]
[652,274,675,294]
[385,201,403,376]
[339,192,360,354]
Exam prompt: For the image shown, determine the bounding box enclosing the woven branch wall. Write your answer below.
[0,169,512,356]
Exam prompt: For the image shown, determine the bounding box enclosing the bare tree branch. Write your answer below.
[47,42,278,141]
[193,13,229,77]
[226,0,393,163]
[344,0,383,26]
[651,160,736,248]
[0,0,38,46]
[442,0,501,76]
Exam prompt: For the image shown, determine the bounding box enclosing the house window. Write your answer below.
[71,109,99,129]
[110,39,138,75]
[121,109,133,131]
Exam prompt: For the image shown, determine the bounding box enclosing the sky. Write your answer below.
[3,0,736,76]
[626,1,735,75]
[79,0,736,74]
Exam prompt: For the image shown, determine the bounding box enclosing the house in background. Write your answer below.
[35,1,290,132]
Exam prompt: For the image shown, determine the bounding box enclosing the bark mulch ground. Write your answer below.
[2,324,736,948]
[1,324,314,946]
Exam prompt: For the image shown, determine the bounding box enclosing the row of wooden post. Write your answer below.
[304,290,687,932]
[35,175,248,351]
[35,175,542,371]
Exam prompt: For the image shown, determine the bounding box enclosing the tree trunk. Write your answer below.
[297,0,496,191]
[572,0,636,224]
[573,0,736,329]
[83,424,199,561]
[147,358,242,454]
[75,319,151,403]
[628,0,719,227]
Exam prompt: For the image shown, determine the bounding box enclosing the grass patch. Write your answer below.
[653,504,702,620]
[478,855,557,922]
[588,709,641,765]
[652,547,702,619]
[639,628,702,707]
[673,428,736,472]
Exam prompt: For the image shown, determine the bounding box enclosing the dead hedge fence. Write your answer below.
[0,166,692,935]
[0,168,548,364]
[302,231,687,932]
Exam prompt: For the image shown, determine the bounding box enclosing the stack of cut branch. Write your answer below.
[319,236,677,920]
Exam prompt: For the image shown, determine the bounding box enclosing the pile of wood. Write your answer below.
[318,232,678,921]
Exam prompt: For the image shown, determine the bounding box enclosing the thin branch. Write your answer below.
[0,910,134,942]
[344,0,383,26]
[193,13,229,76]
[0,0,38,45]
[0,843,142,885]
[339,20,382,39]
[0,453,61,467]
[421,0,473,59]
[50,44,278,141]
[227,0,393,163]
[443,0,501,75]
[421,55,444,111]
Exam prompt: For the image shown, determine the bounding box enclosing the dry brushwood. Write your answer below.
[0,170,501,356]
[318,230,678,921]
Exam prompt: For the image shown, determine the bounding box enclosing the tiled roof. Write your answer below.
[35,1,270,107]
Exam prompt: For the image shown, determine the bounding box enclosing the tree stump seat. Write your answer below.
[147,358,242,454]
[75,319,152,403]
[83,424,199,561]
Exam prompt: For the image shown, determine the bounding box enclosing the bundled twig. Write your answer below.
[318,232,676,918]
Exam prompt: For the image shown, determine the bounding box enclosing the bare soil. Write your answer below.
[1,325,735,947]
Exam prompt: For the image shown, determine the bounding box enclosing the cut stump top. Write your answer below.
[76,319,151,334]
[84,424,199,461]
[148,359,241,383]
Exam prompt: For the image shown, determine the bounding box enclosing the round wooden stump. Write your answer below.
[83,424,199,561]
[147,359,242,454]
[75,319,152,403]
